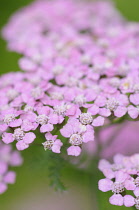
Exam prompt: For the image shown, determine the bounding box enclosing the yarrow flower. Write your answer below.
[1,0,139,157]
[1,0,139,200]
[98,154,139,209]
[42,133,63,153]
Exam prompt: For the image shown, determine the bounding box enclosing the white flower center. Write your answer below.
[6,89,18,100]
[118,63,129,76]
[111,164,123,171]
[54,105,67,116]
[134,177,139,187]
[136,106,139,112]
[51,92,64,100]
[13,128,25,141]
[105,98,119,111]
[36,115,49,125]
[24,105,33,112]
[121,81,131,90]
[104,60,113,69]
[32,53,42,63]
[111,182,124,194]
[74,95,86,107]
[69,134,83,146]
[29,77,41,85]
[109,78,120,88]
[135,197,139,209]
[133,84,139,93]
[4,114,15,124]
[81,54,91,64]
[42,140,54,150]
[79,113,93,125]
[31,87,43,99]
[66,77,78,87]
[52,65,64,75]
[92,62,104,73]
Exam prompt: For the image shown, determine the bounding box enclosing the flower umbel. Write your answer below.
[1,0,139,200]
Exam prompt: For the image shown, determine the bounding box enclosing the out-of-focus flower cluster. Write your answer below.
[1,0,139,158]
[0,142,22,194]
[98,154,139,209]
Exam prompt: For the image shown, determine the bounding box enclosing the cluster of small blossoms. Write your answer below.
[1,0,139,157]
[0,71,102,156]
[0,142,22,194]
[98,154,139,209]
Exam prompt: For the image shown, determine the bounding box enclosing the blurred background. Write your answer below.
[0,0,139,210]
[1,0,139,75]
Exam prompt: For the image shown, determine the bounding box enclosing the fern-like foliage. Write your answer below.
[48,153,67,192]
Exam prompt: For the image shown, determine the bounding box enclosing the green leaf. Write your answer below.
[48,153,67,192]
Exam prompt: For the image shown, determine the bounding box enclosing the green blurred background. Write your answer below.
[0,0,139,209]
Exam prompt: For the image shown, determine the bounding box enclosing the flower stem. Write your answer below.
[89,173,99,210]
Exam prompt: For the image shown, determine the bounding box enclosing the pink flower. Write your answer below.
[61,118,94,156]
[77,112,105,127]
[0,0,139,160]
[2,129,36,151]
[16,131,36,150]
[99,171,128,193]
[2,0,139,196]
[42,133,63,153]
[98,154,139,208]
[0,108,22,131]
[96,95,128,117]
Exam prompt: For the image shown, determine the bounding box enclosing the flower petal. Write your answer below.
[40,123,53,133]
[0,183,7,194]
[109,194,124,206]
[124,195,135,207]
[16,141,29,150]
[2,133,14,144]
[98,178,113,192]
[3,171,16,184]
[23,132,36,144]
[67,146,81,156]
[114,106,127,117]
[92,116,104,127]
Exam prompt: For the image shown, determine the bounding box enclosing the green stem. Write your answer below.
[89,172,99,210]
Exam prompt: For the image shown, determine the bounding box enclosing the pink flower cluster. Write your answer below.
[99,154,139,209]
[0,71,102,156]
[0,142,22,194]
[1,0,139,157]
